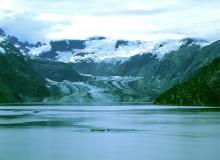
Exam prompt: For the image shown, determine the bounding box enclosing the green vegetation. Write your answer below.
[1,38,220,104]
[29,58,86,82]
[72,41,220,101]
[155,57,220,106]
[0,41,87,104]
[0,41,50,103]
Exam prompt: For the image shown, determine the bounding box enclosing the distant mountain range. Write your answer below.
[0,28,220,105]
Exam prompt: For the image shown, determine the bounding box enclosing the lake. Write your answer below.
[0,105,219,160]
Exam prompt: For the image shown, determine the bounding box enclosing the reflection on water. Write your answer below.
[0,105,219,160]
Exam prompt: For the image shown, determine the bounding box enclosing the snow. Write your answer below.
[46,78,58,84]
[14,44,21,48]
[29,44,51,56]
[56,51,73,62]
[0,36,5,42]
[69,39,155,63]
[94,75,143,82]
[193,40,211,48]
[102,57,128,65]
[0,47,6,54]
[65,39,184,63]
[66,40,70,46]
[181,38,212,48]
[26,37,212,64]
[152,40,184,59]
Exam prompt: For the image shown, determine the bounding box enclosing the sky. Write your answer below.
[0,0,220,42]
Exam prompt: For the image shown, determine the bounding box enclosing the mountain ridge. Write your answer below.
[155,56,220,106]
[0,28,220,105]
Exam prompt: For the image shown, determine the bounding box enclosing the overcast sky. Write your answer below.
[0,0,220,42]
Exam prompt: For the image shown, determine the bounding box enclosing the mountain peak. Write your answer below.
[180,38,209,47]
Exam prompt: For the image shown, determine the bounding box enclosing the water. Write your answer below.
[0,105,219,160]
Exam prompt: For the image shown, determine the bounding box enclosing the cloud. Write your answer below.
[88,8,175,16]
[0,0,220,42]
[0,13,56,42]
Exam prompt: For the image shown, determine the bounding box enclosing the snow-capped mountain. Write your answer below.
[0,28,211,64]
[1,27,220,104]
[0,28,45,54]
[27,37,211,64]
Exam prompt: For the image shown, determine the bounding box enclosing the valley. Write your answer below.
[0,28,220,105]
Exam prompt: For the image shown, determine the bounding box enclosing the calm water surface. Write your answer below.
[0,105,219,160]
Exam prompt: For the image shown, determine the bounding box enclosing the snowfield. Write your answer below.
[1,27,211,64]
[28,38,211,64]
[29,44,51,56]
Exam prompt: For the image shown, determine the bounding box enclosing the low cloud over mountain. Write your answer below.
[0,0,220,42]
